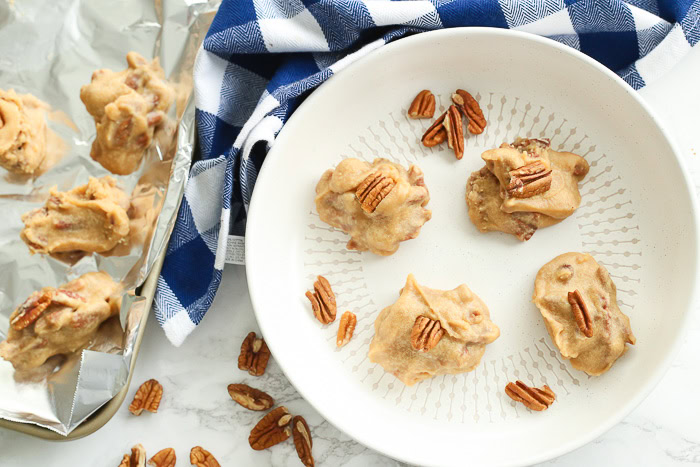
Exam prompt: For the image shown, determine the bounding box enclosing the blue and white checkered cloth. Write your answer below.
[154,0,700,346]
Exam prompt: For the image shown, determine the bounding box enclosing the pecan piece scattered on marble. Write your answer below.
[421,111,448,147]
[505,381,556,411]
[452,89,486,134]
[411,316,445,351]
[249,406,293,451]
[147,448,176,467]
[568,289,593,337]
[228,383,274,411]
[506,161,552,198]
[128,379,163,416]
[355,171,396,213]
[119,443,147,467]
[10,290,54,331]
[305,275,337,324]
[407,90,436,119]
[336,311,357,348]
[190,446,221,467]
[238,332,272,376]
[443,104,464,160]
[292,415,314,467]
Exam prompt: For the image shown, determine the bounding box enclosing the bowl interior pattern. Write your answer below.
[246,29,698,467]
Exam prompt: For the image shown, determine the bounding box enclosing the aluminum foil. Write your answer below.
[0,0,218,435]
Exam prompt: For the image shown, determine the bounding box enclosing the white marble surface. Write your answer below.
[1,46,700,467]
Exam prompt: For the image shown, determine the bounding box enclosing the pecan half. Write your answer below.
[238,332,271,376]
[336,311,357,348]
[443,104,464,160]
[505,381,556,411]
[10,290,54,331]
[148,448,175,467]
[506,161,552,198]
[131,444,147,467]
[292,415,314,467]
[411,316,445,351]
[190,446,221,467]
[249,406,293,451]
[421,111,447,147]
[305,275,337,324]
[452,89,486,134]
[407,90,435,119]
[355,172,396,213]
[119,443,146,467]
[129,379,163,416]
[568,289,593,337]
[228,383,274,411]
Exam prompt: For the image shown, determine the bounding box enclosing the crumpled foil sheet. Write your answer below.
[0,0,218,435]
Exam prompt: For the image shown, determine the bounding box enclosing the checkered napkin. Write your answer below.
[154,0,700,345]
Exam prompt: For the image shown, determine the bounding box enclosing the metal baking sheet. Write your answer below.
[0,0,218,435]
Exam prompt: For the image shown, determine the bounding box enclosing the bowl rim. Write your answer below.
[245,26,700,467]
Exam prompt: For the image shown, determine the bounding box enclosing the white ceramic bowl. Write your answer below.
[245,28,699,467]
